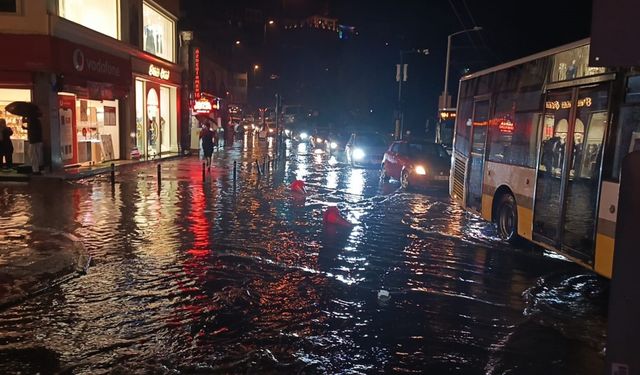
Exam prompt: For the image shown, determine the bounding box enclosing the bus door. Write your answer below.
[533,83,609,261]
[466,98,490,212]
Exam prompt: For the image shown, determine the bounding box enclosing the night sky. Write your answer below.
[181,0,593,133]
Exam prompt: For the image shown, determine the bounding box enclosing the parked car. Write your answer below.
[345,132,389,167]
[381,140,451,189]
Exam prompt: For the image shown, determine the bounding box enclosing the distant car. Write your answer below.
[326,131,350,156]
[381,140,451,190]
[345,132,389,167]
[309,129,330,150]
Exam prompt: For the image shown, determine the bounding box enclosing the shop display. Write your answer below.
[0,89,32,165]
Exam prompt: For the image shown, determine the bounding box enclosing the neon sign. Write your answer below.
[194,48,201,99]
[193,98,212,113]
[148,64,170,80]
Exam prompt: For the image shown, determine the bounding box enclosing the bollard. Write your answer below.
[157,164,161,188]
[110,163,115,185]
[202,162,205,180]
[233,161,237,187]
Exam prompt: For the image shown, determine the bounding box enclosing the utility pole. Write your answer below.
[396,49,428,140]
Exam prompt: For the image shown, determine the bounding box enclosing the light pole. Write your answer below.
[263,19,275,45]
[396,48,429,140]
[441,26,482,109]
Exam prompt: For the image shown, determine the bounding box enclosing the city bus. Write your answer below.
[449,38,640,278]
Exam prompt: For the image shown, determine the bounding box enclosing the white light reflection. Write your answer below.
[326,169,338,190]
[347,168,365,196]
[328,155,338,166]
[297,142,307,154]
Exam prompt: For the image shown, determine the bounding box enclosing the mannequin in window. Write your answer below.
[145,26,156,54]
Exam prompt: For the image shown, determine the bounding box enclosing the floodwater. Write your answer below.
[0,137,608,374]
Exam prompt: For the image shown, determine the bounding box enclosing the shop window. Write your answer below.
[0,88,31,164]
[143,2,175,62]
[0,0,17,13]
[59,0,120,40]
[550,45,606,82]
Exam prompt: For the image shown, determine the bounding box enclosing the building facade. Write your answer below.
[0,0,182,171]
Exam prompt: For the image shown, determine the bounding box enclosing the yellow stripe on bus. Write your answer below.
[481,194,492,222]
[594,234,614,279]
[517,207,533,241]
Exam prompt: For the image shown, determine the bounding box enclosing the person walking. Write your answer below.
[22,111,43,175]
[0,119,14,170]
[199,122,214,169]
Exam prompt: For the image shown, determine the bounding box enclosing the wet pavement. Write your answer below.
[0,136,608,374]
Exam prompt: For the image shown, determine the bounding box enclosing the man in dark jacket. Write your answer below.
[22,112,43,175]
[0,119,14,169]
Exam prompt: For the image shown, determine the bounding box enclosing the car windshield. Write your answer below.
[357,134,387,148]
[408,142,448,158]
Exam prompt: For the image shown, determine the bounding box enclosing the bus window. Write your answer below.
[612,105,640,180]
[454,97,473,156]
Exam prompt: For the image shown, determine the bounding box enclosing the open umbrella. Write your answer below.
[5,101,41,117]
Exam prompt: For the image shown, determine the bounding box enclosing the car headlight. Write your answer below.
[415,165,427,175]
[243,125,249,130]
[316,137,323,143]
[353,148,365,160]
[269,128,275,133]
[285,129,291,135]
[330,142,338,149]
[300,132,308,139]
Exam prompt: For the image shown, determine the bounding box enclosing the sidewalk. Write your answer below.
[0,153,181,182]
[0,229,89,308]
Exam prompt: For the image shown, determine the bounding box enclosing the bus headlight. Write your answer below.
[415,165,427,175]
[300,132,308,140]
[353,148,365,160]
[330,142,338,149]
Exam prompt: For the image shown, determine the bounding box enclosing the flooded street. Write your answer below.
[0,139,608,374]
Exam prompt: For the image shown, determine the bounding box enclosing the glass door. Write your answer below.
[466,99,490,212]
[534,90,574,244]
[561,83,609,261]
[533,83,609,261]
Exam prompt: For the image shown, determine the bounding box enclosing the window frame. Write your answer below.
[58,0,121,40]
[142,0,177,63]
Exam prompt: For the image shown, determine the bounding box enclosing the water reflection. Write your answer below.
[0,143,607,374]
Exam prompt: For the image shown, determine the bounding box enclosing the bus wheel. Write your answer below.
[496,194,519,243]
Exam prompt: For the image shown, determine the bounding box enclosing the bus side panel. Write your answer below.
[594,181,619,278]
[483,161,537,240]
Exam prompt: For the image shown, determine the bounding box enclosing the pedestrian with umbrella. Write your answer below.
[6,101,43,175]
[0,119,14,170]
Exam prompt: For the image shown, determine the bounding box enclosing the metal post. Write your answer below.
[157,164,161,188]
[256,159,262,176]
[442,34,452,110]
[110,163,115,185]
[233,161,237,190]
[202,162,205,180]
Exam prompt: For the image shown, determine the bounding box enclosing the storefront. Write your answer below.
[53,38,131,167]
[0,88,31,164]
[131,57,181,160]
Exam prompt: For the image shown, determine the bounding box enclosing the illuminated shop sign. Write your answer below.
[498,120,514,134]
[148,64,170,80]
[439,109,456,120]
[194,48,201,99]
[193,97,220,114]
[545,97,592,110]
[193,98,212,113]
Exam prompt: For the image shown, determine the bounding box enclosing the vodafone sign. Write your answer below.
[55,38,130,86]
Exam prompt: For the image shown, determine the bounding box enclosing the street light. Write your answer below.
[264,20,275,45]
[441,26,482,109]
[396,48,429,139]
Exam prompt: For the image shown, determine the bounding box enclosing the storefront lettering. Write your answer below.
[73,48,121,77]
[148,64,170,80]
[545,97,592,111]
[194,48,201,99]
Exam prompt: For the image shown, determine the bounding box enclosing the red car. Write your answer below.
[381,140,451,189]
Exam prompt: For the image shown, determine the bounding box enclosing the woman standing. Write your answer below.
[0,119,14,170]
